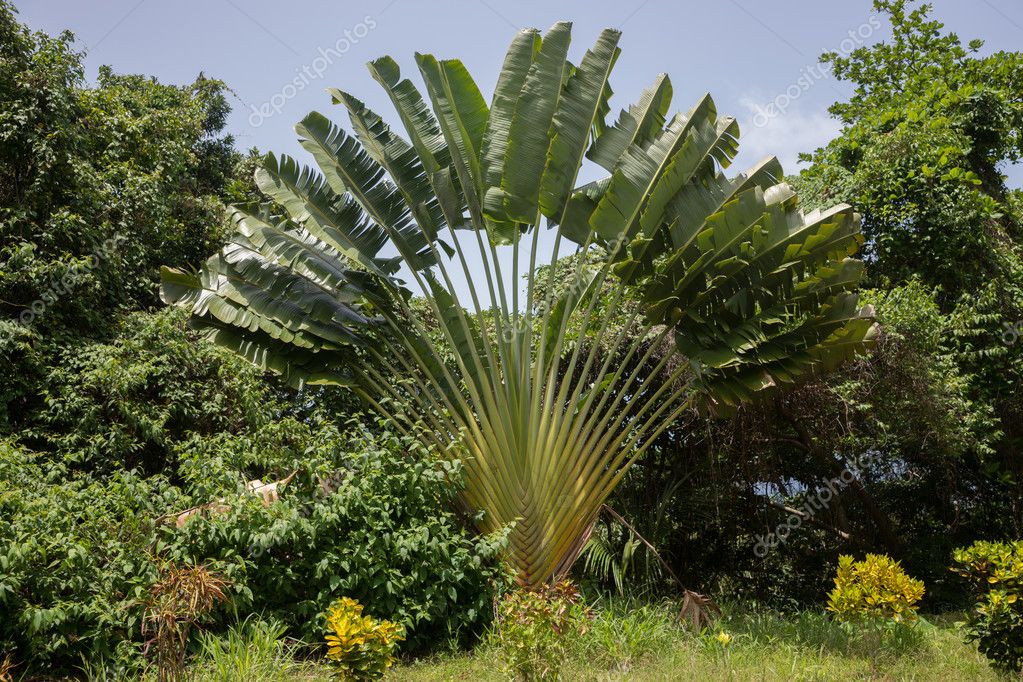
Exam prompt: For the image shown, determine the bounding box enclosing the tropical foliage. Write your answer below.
[953,541,1023,672]
[324,597,404,681]
[494,581,589,681]
[0,426,506,672]
[827,554,924,624]
[3,0,1023,677]
[162,22,876,587]
[582,0,1022,608]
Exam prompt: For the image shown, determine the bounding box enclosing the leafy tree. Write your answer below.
[797,0,1023,299]
[163,22,876,587]
[0,1,362,484]
[797,0,1023,528]
[0,0,236,431]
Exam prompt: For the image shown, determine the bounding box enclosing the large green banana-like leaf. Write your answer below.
[161,23,877,588]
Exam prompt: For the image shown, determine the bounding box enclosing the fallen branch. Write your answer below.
[156,471,298,528]
[767,501,853,542]
[599,504,720,629]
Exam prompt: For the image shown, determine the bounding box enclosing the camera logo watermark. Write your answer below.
[248,15,377,128]
[1002,321,1023,346]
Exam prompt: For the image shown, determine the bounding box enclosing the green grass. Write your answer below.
[390,608,996,682]
[189,616,325,682]
[152,607,996,682]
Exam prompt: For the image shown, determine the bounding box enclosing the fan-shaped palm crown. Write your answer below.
[162,22,876,587]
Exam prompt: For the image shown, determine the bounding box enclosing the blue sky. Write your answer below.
[17,0,1023,179]
[14,0,1023,300]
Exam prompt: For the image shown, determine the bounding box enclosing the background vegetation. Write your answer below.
[2,0,1022,678]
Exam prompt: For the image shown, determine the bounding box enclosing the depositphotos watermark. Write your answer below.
[15,234,127,327]
[749,14,882,129]
[248,15,377,128]
[753,451,874,558]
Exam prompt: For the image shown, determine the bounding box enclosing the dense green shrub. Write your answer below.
[169,424,511,651]
[28,308,275,475]
[0,440,180,673]
[952,541,1023,673]
[0,427,509,675]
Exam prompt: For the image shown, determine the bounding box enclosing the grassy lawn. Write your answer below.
[389,611,994,682]
[178,607,996,682]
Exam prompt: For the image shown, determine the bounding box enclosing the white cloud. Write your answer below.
[734,96,842,176]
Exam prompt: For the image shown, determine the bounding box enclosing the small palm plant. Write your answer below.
[162,22,876,587]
